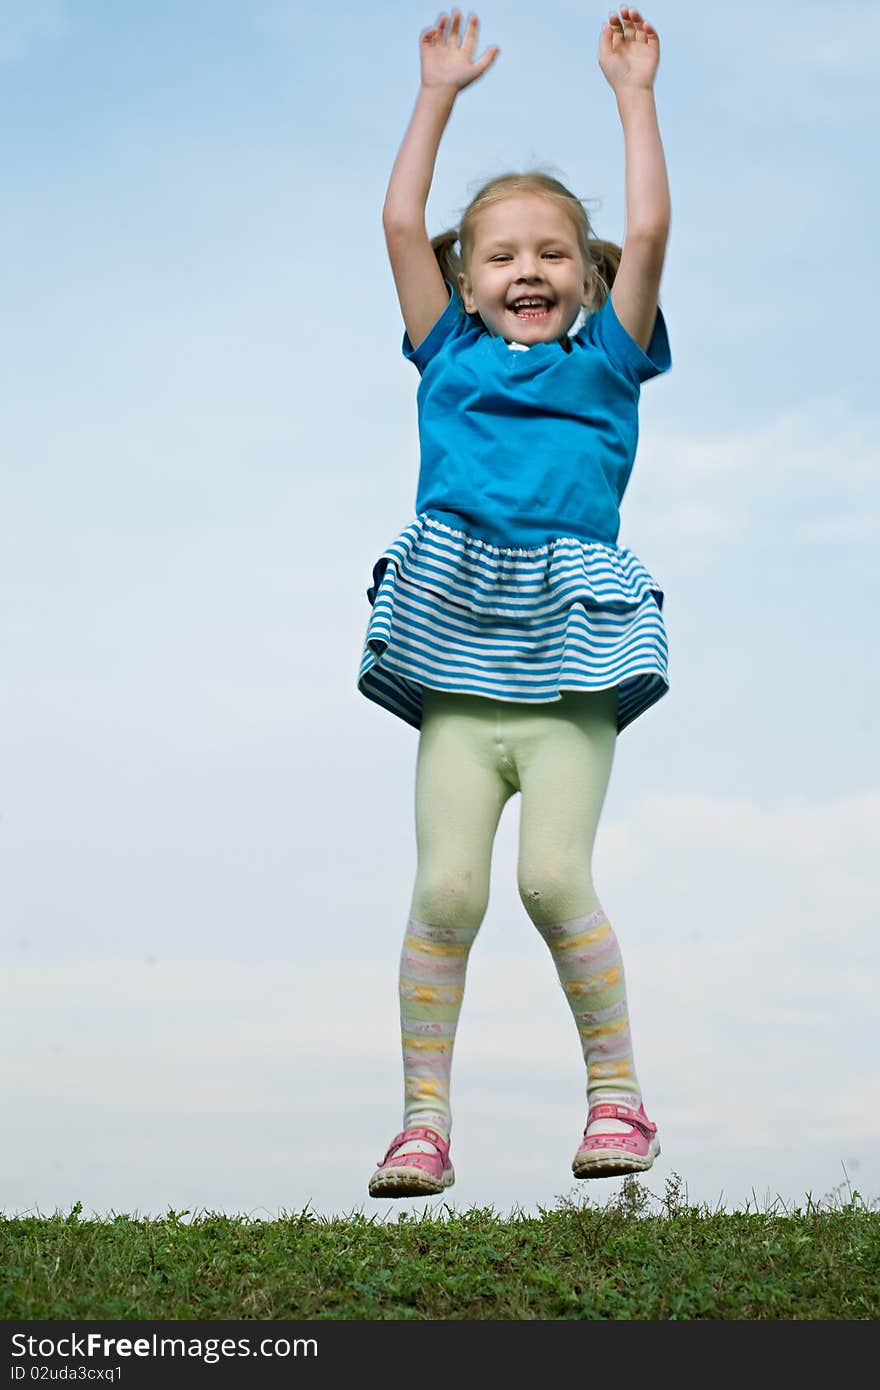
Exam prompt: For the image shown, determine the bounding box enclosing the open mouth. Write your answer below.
[508,298,555,321]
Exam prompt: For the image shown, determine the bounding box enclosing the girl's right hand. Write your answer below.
[420,11,500,92]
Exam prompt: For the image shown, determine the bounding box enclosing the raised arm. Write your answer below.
[598,7,670,355]
[382,11,500,352]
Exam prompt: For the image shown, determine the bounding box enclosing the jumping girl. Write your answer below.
[358,8,671,1196]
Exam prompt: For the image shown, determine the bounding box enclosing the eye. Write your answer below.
[489,251,564,262]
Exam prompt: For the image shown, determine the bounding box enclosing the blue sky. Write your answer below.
[1,0,878,1224]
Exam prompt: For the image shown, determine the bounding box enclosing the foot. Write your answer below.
[368,1125,455,1197]
[572,1100,660,1179]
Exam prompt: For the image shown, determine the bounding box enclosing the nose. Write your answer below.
[513,256,548,285]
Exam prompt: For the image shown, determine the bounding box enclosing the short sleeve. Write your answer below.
[582,292,671,386]
[402,278,464,374]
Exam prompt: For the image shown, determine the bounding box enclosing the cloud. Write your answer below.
[1,789,877,1217]
[628,399,880,548]
[634,501,731,537]
[645,399,878,482]
[796,515,880,542]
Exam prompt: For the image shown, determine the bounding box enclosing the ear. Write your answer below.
[582,269,597,311]
[457,271,476,314]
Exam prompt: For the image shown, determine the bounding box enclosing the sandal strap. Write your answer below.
[586,1103,657,1137]
[380,1125,450,1165]
[380,1152,440,1174]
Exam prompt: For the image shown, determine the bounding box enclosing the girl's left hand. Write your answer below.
[598,7,660,92]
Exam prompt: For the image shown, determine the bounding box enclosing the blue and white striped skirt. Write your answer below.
[357,513,669,735]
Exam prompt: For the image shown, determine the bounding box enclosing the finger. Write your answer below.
[474,43,500,74]
[630,19,658,44]
[624,9,651,42]
[622,8,657,40]
[462,13,479,57]
[617,9,638,39]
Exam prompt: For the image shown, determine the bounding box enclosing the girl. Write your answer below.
[359,8,671,1197]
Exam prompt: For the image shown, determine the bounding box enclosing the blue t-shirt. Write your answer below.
[402,279,671,547]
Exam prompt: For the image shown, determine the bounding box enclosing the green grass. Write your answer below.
[2,1173,878,1320]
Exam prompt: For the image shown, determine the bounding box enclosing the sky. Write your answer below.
[1,0,878,1227]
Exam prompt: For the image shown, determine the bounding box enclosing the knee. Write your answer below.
[411,867,488,930]
[518,859,596,925]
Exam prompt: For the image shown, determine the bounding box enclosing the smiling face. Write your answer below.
[457,193,596,345]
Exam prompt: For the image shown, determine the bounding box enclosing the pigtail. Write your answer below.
[430,227,462,293]
[586,237,622,308]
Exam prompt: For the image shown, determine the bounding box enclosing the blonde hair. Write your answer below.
[431,170,620,325]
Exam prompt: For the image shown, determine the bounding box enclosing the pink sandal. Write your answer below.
[572,1100,660,1179]
[368,1125,455,1198]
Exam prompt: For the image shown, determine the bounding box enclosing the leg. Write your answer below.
[511,690,645,1116]
[371,691,517,1195]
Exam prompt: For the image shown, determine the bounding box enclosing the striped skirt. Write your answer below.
[357,513,669,735]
